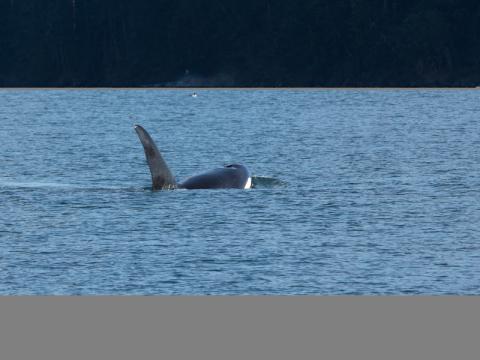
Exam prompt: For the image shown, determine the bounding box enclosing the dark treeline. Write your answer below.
[1,0,479,86]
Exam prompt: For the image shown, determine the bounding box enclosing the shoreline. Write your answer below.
[0,86,479,90]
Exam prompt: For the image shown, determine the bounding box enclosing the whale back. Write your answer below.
[179,164,251,189]
[134,125,177,190]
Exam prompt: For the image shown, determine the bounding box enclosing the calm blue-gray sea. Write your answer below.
[1,89,480,294]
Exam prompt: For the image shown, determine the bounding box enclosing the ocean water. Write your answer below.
[1,88,480,295]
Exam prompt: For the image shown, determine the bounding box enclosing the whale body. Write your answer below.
[135,125,252,190]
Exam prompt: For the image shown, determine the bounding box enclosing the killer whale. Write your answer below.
[134,125,252,190]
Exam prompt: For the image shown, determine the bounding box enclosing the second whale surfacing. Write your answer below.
[134,125,252,190]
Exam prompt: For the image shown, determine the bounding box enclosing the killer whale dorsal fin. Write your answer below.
[134,125,177,190]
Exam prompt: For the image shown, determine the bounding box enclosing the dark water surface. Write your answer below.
[1,89,480,294]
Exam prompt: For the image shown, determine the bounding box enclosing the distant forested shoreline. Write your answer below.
[1,0,479,87]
